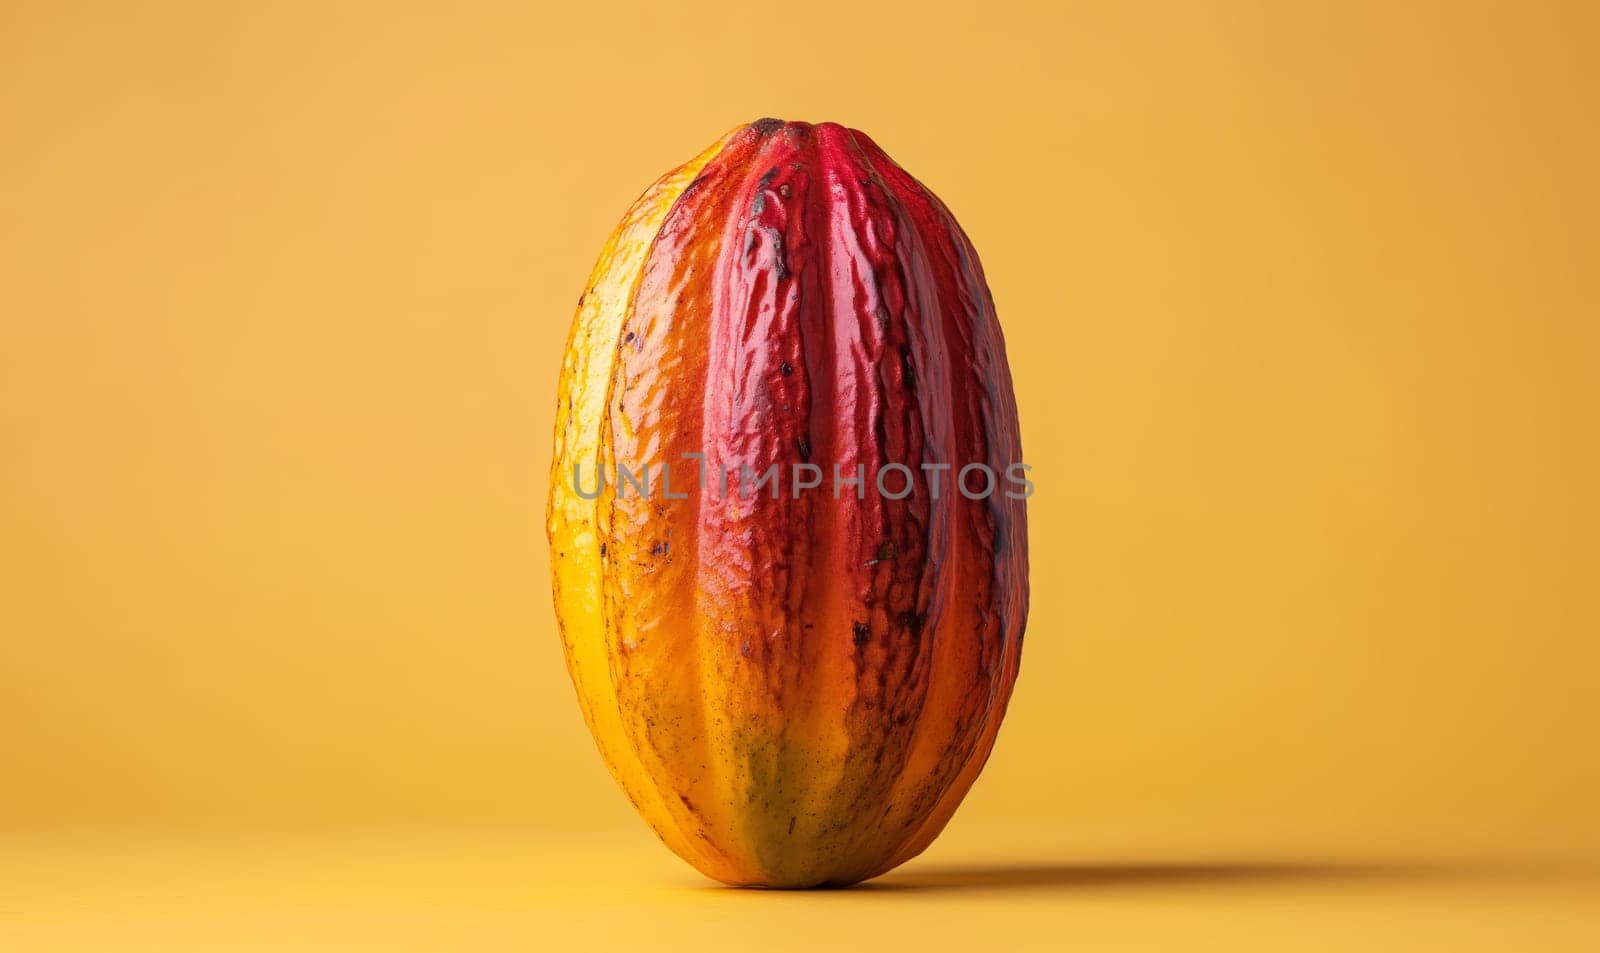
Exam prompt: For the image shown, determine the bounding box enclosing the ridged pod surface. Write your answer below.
[548,119,1027,887]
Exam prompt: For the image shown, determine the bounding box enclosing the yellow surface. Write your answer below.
[1,828,1597,952]
[1,0,1596,948]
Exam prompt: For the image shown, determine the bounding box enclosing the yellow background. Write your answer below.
[2,1,1596,949]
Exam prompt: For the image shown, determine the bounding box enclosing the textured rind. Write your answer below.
[548,120,1028,887]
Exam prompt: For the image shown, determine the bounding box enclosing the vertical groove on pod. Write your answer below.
[695,124,826,882]
[847,129,1027,876]
[548,127,742,879]
[600,122,787,881]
